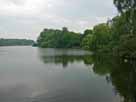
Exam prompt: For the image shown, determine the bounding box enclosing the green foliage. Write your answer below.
[37,27,81,48]
[81,29,93,50]
[108,15,131,53]
[111,0,136,57]
[93,23,111,50]
[81,23,111,51]
[0,39,34,46]
[82,29,93,38]
[81,34,94,50]
[111,16,130,40]
[114,35,136,57]
[114,0,136,34]
[81,0,136,58]
[114,0,136,13]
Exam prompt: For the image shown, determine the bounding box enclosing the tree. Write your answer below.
[82,29,93,38]
[92,23,111,50]
[81,34,94,50]
[114,0,136,34]
[0,39,34,46]
[114,0,136,13]
[37,27,81,48]
[62,27,68,32]
[112,0,136,57]
[81,29,93,50]
[81,23,111,51]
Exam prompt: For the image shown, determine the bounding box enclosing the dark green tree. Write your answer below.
[112,0,136,57]
[92,23,111,51]
[114,0,136,34]
[37,27,81,48]
[0,39,34,46]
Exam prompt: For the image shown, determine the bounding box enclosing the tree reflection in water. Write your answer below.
[38,48,136,102]
[38,48,93,68]
[91,53,136,102]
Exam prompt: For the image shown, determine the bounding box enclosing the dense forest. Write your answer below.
[37,0,136,58]
[81,0,136,58]
[0,39,34,46]
[37,27,81,48]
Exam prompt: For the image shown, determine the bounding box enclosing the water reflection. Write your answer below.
[38,48,93,68]
[90,53,136,102]
[110,59,136,102]
[1,47,135,102]
[37,48,120,102]
[38,48,136,102]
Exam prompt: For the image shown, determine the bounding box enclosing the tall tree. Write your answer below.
[37,27,81,48]
[114,0,136,34]
[112,0,136,57]
[93,23,111,50]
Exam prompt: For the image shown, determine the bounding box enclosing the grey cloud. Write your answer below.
[0,0,117,40]
[2,0,26,5]
[48,0,117,19]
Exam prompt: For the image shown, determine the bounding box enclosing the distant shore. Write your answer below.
[0,38,35,46]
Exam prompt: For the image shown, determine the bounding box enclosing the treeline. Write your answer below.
[37,0,136,58]
[37,27,81,48]
[81,0,136,58]
[0,39,34,46]
[81,23,111,51]
[37,25,111,50]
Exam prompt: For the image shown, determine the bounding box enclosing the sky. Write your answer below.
[0,0,117,40]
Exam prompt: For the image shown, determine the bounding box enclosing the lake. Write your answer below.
[0,46,127,102]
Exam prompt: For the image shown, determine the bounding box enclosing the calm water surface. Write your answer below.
[0,46,122,102]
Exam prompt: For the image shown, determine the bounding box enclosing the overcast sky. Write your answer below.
[0,0,117,40]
